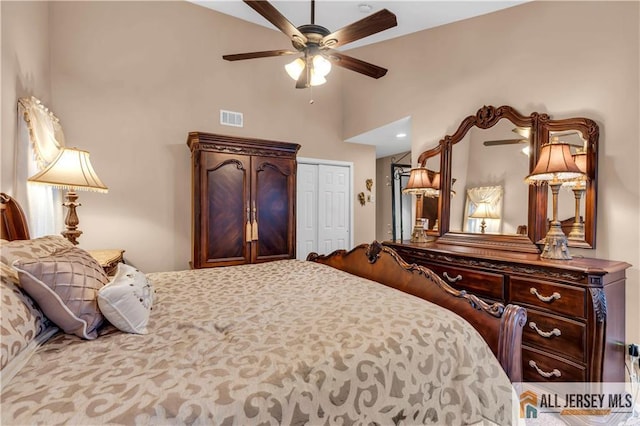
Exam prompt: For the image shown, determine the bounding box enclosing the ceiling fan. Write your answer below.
[222,0,398,89]
[483,127,531,147]
[483,128,584,148]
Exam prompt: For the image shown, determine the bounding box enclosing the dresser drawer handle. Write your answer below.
[443,272,463,283]
[529,360,562,378]
[530,287,561,303]
[529,322,562,338]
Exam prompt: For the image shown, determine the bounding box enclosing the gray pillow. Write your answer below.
[13,246,108,339]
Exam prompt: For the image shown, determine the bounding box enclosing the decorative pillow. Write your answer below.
[1,235,74,270]
[13,246,108,340]
[0,275,51,370]
[98,264,154,334]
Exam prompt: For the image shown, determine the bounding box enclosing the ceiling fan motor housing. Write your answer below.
[294,24,332,50]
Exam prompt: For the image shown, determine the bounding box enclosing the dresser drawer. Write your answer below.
[523,346,586,382]
[524,310,586,363]
[427,264,504,300]
[510,278,586,318]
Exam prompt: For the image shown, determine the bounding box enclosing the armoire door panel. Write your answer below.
[202,153,250,266]
[253,157,295,262]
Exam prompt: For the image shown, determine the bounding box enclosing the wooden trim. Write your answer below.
[187,132,301,158]
[307,241,526,382]
[0,193,30,241]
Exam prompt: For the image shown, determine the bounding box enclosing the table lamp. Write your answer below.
[525,139,584,259]
[469,201,500,234]
[562,151,588,241]
[403,167,439,243]
[28,147,108,245]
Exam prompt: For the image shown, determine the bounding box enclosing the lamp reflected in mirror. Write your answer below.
[403,167,439,243]
[469,201,500,234]
[563,151,588,241]
[525,138,585,259]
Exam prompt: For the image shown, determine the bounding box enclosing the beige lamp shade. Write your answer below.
[402,168,433,194]
[563,151,589,188]
[469,201,500,219]
[28,147,108,193]
[525,141,584,184]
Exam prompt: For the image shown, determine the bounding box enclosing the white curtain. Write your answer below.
[16,97,65,237]
[464,185,504,233]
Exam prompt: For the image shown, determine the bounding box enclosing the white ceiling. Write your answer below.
[193,0,526,50]
[193,0,528,157]
[346,116,412,158]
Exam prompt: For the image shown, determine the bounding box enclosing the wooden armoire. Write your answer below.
[187,132,300,268]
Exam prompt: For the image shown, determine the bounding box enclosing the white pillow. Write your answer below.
[97,263,154,334]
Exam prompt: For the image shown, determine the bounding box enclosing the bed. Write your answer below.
[0,193,525,425]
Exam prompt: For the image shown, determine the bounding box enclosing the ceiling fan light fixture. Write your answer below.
[285,58,305,80]
[285,55,331,87]
[312,55,331,77]
[309,72,327,86]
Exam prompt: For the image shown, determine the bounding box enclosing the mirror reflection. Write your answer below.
[391,163,412,241]
[449,119,530,235]
[547,130,589,245]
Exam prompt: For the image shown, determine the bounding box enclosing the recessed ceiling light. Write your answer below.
[396,133,407,139]
[358,3,373,14]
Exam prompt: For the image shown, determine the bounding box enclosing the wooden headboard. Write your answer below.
[0,193,30,241]
[308,241,527,382]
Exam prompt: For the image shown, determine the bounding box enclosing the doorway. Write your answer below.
[391,163,412,241]
[296,158,353,260]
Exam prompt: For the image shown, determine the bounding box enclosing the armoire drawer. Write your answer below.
[523,346,586,382]
[510,278,586,318]
[426,264,504,300]
[524,310,586,363]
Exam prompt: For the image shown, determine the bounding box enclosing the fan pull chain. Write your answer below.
[309,86,314,104]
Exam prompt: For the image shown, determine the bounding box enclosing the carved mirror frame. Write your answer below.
[416,105,598,252]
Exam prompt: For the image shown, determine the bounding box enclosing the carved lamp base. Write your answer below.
[410,222,434,243]
[540,222,571,260]
[62,190,82,245]
[568,222,585,241]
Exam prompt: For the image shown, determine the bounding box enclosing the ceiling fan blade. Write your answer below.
[327,51,387,79]
[483,139,526,146]
[295,65,309,89]
[320,9,397,49]
[223,50,297,61]
[243,0,307,45]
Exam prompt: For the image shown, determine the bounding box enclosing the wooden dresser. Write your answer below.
[385,241,630,383]
[187,132,300,268]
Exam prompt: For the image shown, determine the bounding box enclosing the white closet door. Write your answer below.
[317,164,350,254]
[296,163,318,260]
[296,162,351,260]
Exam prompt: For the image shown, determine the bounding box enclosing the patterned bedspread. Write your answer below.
[1,260,513,425]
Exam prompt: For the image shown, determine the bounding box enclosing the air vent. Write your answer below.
[220,110,243,127]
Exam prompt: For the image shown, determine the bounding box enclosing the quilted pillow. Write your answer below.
[13,246,108,340]
[98,263,154,334]
[0,274,51,370]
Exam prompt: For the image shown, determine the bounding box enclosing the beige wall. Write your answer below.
[17,0,375,272]
[1,1,51,196]
[343,1,640,344]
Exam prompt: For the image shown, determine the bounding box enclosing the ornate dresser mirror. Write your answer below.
[415,105,598,252]
[388,106,629,384]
